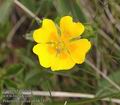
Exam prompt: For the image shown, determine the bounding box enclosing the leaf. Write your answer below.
[20,0,39,12]
[0,80,3,100]
[25,71,42,86]
[5,64,23,77]
[53,0,86,22]
[97,70,120,96]
[0,0,13,25]
[99,70,120,89]
[4,79,18,89]
[25,69,53,86]
[53,0,70,16]
[83,24,96,39]
[0,21,11,38]
[69,0,87,22]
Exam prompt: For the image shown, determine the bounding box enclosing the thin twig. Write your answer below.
[3,91,120,104]
[78,0,120,51]
[7,16,26,47]
[64,101,68,105]
[98,29,120,52]
[96,36,101,77]
[85,60,120,91]
[104,4,120,32]
[14,0,41,22]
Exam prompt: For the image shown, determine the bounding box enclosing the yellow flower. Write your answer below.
[33,16,91,71]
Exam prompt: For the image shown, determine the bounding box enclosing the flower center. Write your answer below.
[55,41,65,53]
[47,41,66,54]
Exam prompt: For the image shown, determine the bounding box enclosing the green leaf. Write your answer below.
[25,71,42,86]
[0,21,11,38]
[69,0,87,22]
[25,69,53,86]
[0,0,13,25]
[99,70,120,89]
[4,79,18,89]
[0,80,3,100]
[83,24,96,39]
[97,70,120,96]
[53,0,70,16]
[20,0,39,12]
[5,64,23,77]
[53,0,86,22]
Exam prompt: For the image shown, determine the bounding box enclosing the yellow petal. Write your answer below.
[68,39,91,64]
[33,44,56,68]
[33,19,58,43]
[51,51,75,71]
[60,16,85,40]
[42,19,57,33]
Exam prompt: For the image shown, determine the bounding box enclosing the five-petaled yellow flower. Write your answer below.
[33,16,91,71]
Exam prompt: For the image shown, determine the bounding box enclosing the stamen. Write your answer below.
[55,41,65,53]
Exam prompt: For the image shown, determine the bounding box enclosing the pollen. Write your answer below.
[55,41,66,53]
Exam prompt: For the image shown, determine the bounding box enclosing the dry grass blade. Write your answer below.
[14,0,41,22]
[85,60,120,91]
[3,90,120,104]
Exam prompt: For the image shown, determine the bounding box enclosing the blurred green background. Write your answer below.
[0,0,120,105]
